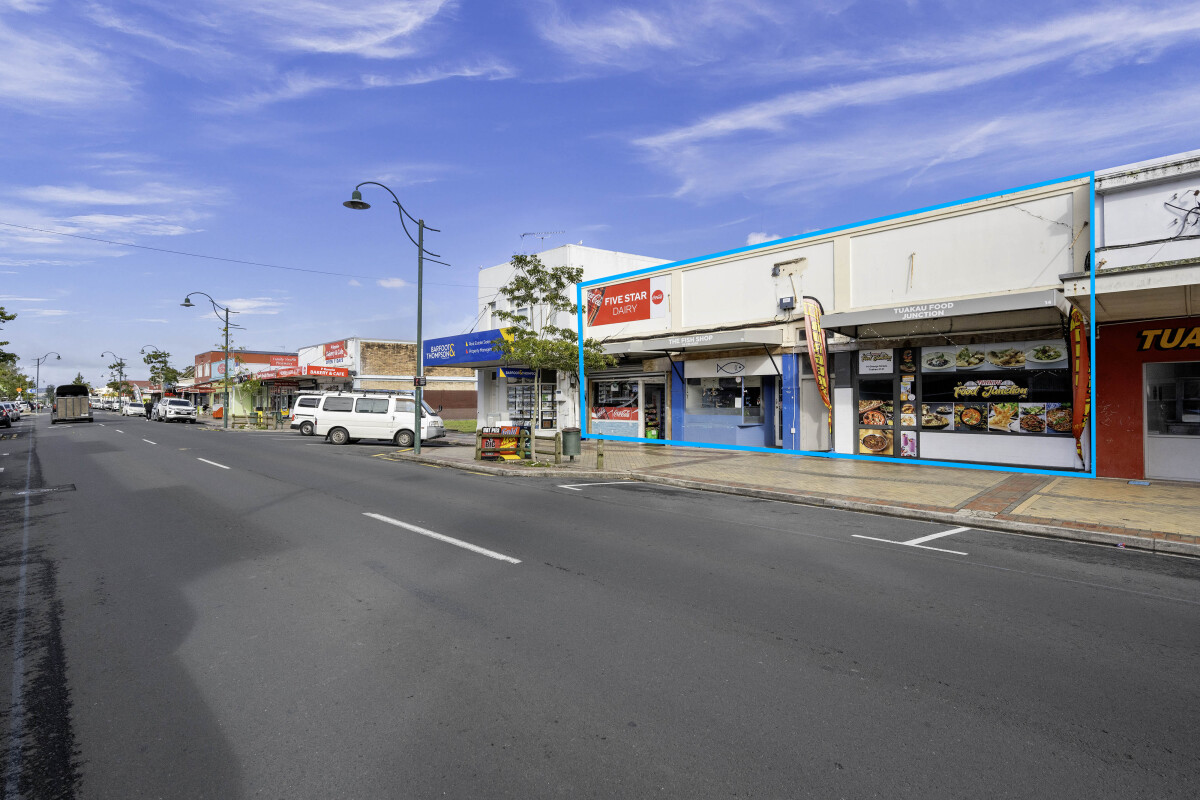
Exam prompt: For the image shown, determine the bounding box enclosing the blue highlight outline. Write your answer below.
[578,172,1099,479]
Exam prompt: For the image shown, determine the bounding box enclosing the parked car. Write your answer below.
[121,402,144,417]
[289,393,323,436]
[155,398,198,423]
[312,390,445,446]
[0,406,10,428]
[0,401,19,421]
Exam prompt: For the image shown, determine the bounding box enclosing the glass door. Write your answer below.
[643,383,665,439]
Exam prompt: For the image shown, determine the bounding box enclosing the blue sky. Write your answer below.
[2,0,1197,389]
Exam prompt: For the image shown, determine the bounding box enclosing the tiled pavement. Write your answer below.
[402,436,1200,557]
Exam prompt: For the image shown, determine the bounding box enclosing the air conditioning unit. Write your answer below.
[778,296,796,311]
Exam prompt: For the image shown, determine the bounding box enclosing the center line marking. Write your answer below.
[197,458,230,470]
[143,439,156,445]
[363,512,520,564]
[114,429,124,433]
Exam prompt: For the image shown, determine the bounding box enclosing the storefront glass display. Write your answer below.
[685,376,764,424]
[506,368,557,429]
[591,379,640,436]
[1145,362,1200,436]
[854,339,1076,465]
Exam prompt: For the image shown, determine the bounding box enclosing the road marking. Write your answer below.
[114,429,124,433]
[852,527,971,556]
[557,481,634,491]
[363,512,521,564]
[902,526,971,546]
[197,458,231,470]
[143,439,156,445]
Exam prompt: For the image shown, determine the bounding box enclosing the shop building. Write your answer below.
[1063,150,1200,482]
[192,350,299,415]
[582,175,1093,472]
[423,245,671,430]
[290,338,476,418]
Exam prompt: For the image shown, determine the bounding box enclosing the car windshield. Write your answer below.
[167,400,191,406]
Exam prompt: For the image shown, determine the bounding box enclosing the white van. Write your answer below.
[312,391,445,446]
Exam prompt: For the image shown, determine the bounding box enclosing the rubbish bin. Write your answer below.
[562,427,582,457]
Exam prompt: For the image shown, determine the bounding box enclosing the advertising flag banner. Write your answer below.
[586,276,669,327]
[1068,307,1092,465]
[802,297,832,432]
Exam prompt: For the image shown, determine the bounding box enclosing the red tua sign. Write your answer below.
[587,276,669,327]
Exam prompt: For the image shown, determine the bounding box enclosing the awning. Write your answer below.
[603,327,783,357]
[819,289,1071,340]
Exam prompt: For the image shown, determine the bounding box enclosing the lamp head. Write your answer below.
[180,297,195,308]
[343,190,370,210]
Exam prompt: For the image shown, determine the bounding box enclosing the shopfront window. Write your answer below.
[590,379,640,435]
[686,376,764,423]
[1146,362,1200,436]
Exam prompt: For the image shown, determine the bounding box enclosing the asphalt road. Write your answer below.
[2,411,1198,799]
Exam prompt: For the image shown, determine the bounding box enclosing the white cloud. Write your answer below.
[23,308,72,317]
[377,278,408,289]
[221,0,451,58]
[0,17,132,110]
[136,318,169,324]
[14,181,216,207]
[348,279,362,287]
[746,232,782,246]
[220,297,285,315]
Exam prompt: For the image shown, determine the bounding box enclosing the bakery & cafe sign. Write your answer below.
[1137,326,1200,351]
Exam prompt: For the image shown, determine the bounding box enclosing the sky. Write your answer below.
[2,0,1199,389]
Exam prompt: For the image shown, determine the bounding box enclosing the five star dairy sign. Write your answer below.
[586,276,669,326]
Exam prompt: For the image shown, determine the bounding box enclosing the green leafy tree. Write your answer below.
[493,254,616,430]
[44,384,56,406]
[0,365,32,399]
[71,372,89,388]
[0,306,15,367]
[143,350,181,394]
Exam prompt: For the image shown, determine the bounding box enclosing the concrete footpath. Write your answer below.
[399,435,1200,558]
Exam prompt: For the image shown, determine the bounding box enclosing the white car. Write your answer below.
[156,398,198,423]
[121,402,145,417]
[1,401,20,421]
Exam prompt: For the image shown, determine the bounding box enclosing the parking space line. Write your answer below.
[557,481,635,491]
[363,512,521,564]
[902,526,971,546]
[197,458,231,470]
[852,529,970,556]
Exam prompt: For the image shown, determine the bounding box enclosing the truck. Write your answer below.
[52,385,93,424]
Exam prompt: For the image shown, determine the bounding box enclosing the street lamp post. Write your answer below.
[181,293,238,430]
[343,182,446,455]
[32,351,60,410]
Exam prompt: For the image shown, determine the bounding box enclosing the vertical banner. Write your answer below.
[1068,307,1092,466]
[802,296,832,439]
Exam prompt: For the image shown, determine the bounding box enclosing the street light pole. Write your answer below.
[32,352,61,409]
[343,182,446,456]
[181,293,238,430]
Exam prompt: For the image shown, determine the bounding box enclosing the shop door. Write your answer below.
[1144,362,1200,481]
[643,383,665,440]
[799,377,830,451]
[775,380,783,448]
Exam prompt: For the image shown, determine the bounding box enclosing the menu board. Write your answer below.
[918,339,1071,436]
[919,340,1067,372]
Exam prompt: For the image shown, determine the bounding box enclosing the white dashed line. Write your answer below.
[197,458,230,470]
[143,439,156,445]
[364,512,520,564]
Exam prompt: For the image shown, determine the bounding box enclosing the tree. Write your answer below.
[0,364,32,399]
[493,254,616,431]
[71,373,89,390]
[44,384,56,406]
[143,350,181,394]
[0,306,15,367]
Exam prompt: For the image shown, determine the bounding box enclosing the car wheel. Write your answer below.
[329,427,350,445]
[394,429,415,448]
[299,421,314,436]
